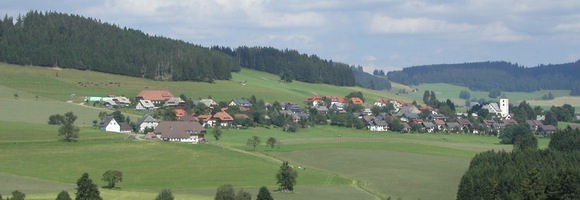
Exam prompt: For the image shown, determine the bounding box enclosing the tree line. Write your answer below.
[457,127,580,199]
[212,46,357,87]
[0,11,237,82]
[387,61,580,95]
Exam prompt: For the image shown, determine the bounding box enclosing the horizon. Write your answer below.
[2,0,579,72]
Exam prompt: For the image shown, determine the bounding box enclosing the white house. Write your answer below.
[136,115,159,133]
[99,116,120,133]
[136,100,156,111]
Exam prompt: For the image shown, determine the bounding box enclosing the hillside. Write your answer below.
[387,61,580,95]
[0,63,411,114]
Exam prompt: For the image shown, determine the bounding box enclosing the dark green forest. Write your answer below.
[0,11,237,82]
[457,127,580,199]
[212,46,356,87]
[0,11,363,88]
[387,61,580,95]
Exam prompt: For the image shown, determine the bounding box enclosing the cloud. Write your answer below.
[364,55,377,62]
[554,23,580,32]
[368,15,475,34]
[480,22,529,42]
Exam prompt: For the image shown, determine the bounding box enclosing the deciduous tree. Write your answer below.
[266,137,277,150]
[247,136,261,151]
[212,127,222,141]
[56,191,72,200]
[10,190,25,200]
[155,189,174,200]
[235,189,251,200]
[101,170,123,189]
[58,112,79,142]
[214,184,235,200]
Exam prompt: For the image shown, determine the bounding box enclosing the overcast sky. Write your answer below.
[2,0,580,72]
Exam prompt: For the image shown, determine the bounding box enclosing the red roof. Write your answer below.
[434,119,445,125]
[350,97,364,104]
[136,90,173,101]
[195,115,213,121]
[376,99,390,104]
[304,96,323,103]
[213,112,234,121]
[175,109,186,118]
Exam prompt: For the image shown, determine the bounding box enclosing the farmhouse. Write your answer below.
[136,100,156,111]
[154,121,206,143]
[163,97,185,108]
[136,115,158,133]
[135,90,174,104]
[213,111,234,127]
[99,116,119,132]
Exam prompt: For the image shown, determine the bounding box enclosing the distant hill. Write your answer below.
[0,11,364,88]
[387,61,580,95]
[352,67,392,90]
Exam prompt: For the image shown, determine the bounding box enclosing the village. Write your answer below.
[89,89,577,144]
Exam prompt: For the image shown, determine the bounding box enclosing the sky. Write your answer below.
[2,0,580,72]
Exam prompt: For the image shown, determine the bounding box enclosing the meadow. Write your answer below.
[0,64,561,200]
[400,83,578,110]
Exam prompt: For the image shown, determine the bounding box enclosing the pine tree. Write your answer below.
[75,173,102,200]
[256,186,273,200]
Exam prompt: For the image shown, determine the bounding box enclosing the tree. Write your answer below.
[75,173,102,200]
[256,186,273,200]
[247,136,261,151]
[545,169,580,200]
[235,189,251,200]
[499,124,537,151]
[266,137,277,150]
[214,184,235,200]
[10,190,25,200]
[56,191,72,200]
[521,168,545,200]
[101,170,123,189]
[276,161,298,192]
[59,112,80,142]
[459,90,471,100]
[544,111,558,126]
[488,89,501,98]
[155,189,174,200]
[212,127,222,141]
[422,90,430,105]
[549,128,580,152]
[48,113,65,125]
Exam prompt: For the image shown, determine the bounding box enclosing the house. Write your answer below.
[362,105,373,116]
[135,90,174,104]
[163,97,185,108]
[445,122,462,132]
[428,114,447,121]
[433,119,446,131]
[136,115,158,133]
[304,96,323,105]
[374,99,390,107]
[350,97,364,105]
[401,123,411,132]
[368,120,389,131]
[136,100,156,111]
[482,120,497,128]
[567,124,580,131]
[200,99,218,108]
[526,120,544,131]
[400,112,419,122]
[195,114,214,127]
[315,106,329,114]
[154,121,206,143]
[229,99,253,107]
[119,122,133,133]
[456,119,472,130]
[99,116,121,133]
[213,112,234,127]
[145,132,158,140]
[234,114,250,120]
[539,125,557,135]
[422,122,435,133]
[175,109,187,119]
[103,96,131,107]
[331,102,345,111]
[287,104,302,113]
[396,105,421,116]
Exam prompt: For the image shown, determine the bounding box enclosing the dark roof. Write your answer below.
[137,115,157,125]
[99,116,115,128]
[233,99,252,106]
[540,125,557,132]
[456,119,471,126]
[119,122,132,131]
[155,121,206,139]
[446,122,461,128]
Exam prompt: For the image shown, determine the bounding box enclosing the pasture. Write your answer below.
[402,83,576,110]
[0,64,412,105]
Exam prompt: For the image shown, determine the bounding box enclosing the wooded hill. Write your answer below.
[387,61,580,95]
[0,11,362,88]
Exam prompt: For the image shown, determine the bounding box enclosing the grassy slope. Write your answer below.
[0,64,412,105]
[401,83,578,109]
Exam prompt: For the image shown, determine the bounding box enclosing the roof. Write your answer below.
[567,124,580,130]
[138,100,155,108]
[234,114,250,119]
[136,90,174,101]
[200,99,217,107]
[422,122,435,128]
[196,115,213,121]
[304,96,322,103]
[99,116,116,128]
[540,125,557,132]
[213,112,234,121]
[137,115,157,125]
[155,121,206,139]
[526,120,543,127]
[350,97,364,104]
[446,122,461,128]
[316,106,329,112]
[163,97,185,107]
[175,109,187,118]
[434,119,446,125]
[119,122,132,131]
[232,99,252,107]
[456,119,472,126]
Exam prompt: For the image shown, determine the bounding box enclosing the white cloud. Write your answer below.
[364,55,377,62]
[480,22,529,42]
[368,15,475,34]
[554,23,580,32]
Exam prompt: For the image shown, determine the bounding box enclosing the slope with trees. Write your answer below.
[0,11,237,82]
[388,60,580,95]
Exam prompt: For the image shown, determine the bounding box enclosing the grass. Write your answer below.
[0,63,412,105]
[401,83,577,110]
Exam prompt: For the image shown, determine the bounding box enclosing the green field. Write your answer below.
[400,83,578,110]
[0,64,557,200]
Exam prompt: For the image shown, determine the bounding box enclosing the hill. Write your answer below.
[387,61,580,95]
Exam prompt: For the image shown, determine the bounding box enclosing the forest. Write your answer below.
[387,61,580,95]
[212,46,356,87]
[457,127,580,199]
[0,11,362,87]
[0,11,237,82]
